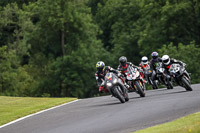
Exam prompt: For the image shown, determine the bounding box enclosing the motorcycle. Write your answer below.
[169,64,192,91]
[156,62,173,89]
[103,72,129,103]
[125,66,145,97]
[143,64,158,89]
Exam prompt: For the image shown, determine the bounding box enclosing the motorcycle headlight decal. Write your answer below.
[113,78,117,84]
[106,82,112,87]
[132,75,136,80]
[159,68,164,73]
[127,76,132,80]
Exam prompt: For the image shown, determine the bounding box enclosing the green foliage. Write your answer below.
[0,0,37,8]
[93,0,143,65]
[38,35,110,98]
[134,112,200,133]
[17,0,111,98]
[138,0,200,56]
[158,42,200,83]
[0,46,35,96]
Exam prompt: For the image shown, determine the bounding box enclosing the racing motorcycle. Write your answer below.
[125,66,145,97]
[103,72,129,103]
[169,64,192,91]
[143,64,158,89]
[156,62,173,89]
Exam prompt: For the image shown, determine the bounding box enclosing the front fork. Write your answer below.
[118,79,127,95]
[131,80,143,90]
[176,74,191,86]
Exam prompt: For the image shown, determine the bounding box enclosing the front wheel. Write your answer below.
[135,81,145,97]
[152,80,158,89]
[167,81,173,89]
[124,88,129,102]
[113,86,125,103]
[181,77,193,91]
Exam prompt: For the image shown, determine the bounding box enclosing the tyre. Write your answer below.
[124,89,129,102]
[135,81,145,97]
[152,80,158,89]
[182,77,193,91]
[167,81,173,89]
[114,87,125,103]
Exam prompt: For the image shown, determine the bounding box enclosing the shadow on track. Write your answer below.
[129,96,141,100]
[88,89,190,108]
[147,90,187,98]
[90,96,142,107]
[89,102,122,107]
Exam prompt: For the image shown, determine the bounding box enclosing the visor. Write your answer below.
[152,56,158,59]
[163,59,169,63]
[142,60,148,63]
[120,62,126,67]
[97,67,103,72]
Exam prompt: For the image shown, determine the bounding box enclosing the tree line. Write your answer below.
[0,0,199,98]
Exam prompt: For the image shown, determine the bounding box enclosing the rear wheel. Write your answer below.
[135,81,145,97]
[182,77,193,91]
[114,87,125,103]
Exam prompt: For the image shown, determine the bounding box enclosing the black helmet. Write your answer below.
[151,52,158,60]
[119,56,127,66]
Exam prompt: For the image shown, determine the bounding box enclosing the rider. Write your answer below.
[139,56,150,67]
[150,52,162,80]
[117,56,146,86]
[139,56,150,71]
[95,61,121,93]
[161,55,189,78]
[150,52,162,71]
[139,56,150,80]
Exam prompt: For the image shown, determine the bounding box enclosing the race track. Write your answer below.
[1,84,200,133]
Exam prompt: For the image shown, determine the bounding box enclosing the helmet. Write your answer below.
[141,56,148,65]
[119,56,127,66]
[162,55,170,65]
[152,52,158,60]
[96,61,105,72]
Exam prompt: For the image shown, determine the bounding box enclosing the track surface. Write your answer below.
[1,84,200,133]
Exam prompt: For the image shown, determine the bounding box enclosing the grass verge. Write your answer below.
[0,96,77,126]
[134,112,200,133]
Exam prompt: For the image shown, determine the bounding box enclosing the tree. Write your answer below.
[0,0,37,8]
[21,0,111,97]
[138,0,200,56]
[91,0,142,65]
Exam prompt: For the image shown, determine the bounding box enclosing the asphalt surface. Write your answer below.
[1,84,200,133]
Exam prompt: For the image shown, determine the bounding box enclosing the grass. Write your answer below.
[134,112,200,133]
[0,96,77,126]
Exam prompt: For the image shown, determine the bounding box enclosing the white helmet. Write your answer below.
[162,55,170,65]
[141,56,148,65]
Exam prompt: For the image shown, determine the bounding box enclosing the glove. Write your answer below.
[165,74,171,79]
[137,67,142,72]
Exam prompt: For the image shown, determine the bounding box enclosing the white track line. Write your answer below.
[0,99,80,129]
